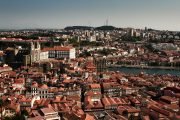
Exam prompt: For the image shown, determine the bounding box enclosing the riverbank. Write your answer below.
[108,64,180,70]
[108,65,180,76]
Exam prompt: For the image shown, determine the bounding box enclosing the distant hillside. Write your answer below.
[64,26,93,30]
[95,26,116,30]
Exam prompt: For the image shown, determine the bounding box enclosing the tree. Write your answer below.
[21,109,29,118]
[0,99,3,120]
[11,109,29,120]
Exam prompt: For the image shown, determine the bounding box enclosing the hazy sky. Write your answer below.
[0,0,180,30]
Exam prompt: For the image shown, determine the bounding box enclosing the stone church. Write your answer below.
[5,42,41,68]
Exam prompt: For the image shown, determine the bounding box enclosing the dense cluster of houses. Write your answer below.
[0,55,179,120]
[0,28,179,120]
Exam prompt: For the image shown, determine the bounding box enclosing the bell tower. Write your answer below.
[30,42,41,63]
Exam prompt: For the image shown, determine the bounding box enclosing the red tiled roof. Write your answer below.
[43,46,73,51]
[160,96,178,103]
[117,106,140,113]
[83,113,95,120]
[89,84,101,89]
[149,105,170,116]
[39,84,48,89]
[32,81,38,87]
[40,107,56,115]
[14,78,25,84]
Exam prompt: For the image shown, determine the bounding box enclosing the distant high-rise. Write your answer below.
[130,28,134,37]
[145,27,148,31]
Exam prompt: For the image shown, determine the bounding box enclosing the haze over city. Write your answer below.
[0,0,180,31]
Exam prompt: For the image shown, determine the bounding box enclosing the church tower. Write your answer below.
[30,42,41,64]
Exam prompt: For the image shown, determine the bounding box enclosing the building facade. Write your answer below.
[43,46,76,59]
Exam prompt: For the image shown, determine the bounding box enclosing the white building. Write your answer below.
[88,36,96,42]
[43,46,76,59]
[31,82,54,99]
[40,50,49,60]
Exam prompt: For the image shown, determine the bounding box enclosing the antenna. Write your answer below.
[106,19,108,26]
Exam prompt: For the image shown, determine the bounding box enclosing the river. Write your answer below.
[109,66,180,76]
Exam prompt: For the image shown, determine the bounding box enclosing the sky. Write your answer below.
[0,0,180,31]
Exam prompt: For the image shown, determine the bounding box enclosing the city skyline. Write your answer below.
[0,0,180,31]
